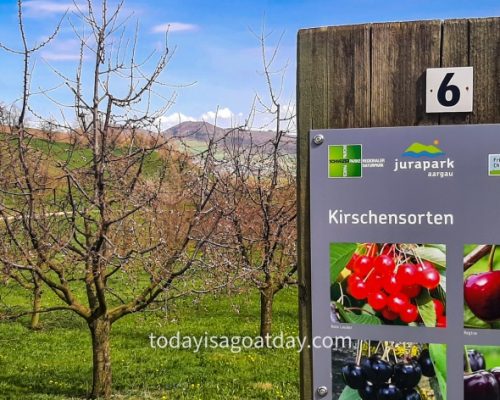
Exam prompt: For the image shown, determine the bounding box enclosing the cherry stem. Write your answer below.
[464,345,472,373]
[363,267,376,282]
[488,245,497,272]
[337,282,345,305]
[464,245,493,271]
[356,340,363,365]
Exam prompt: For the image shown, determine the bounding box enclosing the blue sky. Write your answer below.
[0,0,498,129]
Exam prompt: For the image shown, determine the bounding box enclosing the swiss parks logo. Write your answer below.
[489,154,500,176]
[328,144,362,178]
[394,140,454,178]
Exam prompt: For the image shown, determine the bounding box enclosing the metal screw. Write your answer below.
[313,134,324,145]
[317,386,328,397]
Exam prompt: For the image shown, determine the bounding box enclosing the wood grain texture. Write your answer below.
[469,18,500,124]
[296,27,314,400]
[327,24,371,128]
[371,21,441,127]
[441,19,471,125]
[297,17,499,400]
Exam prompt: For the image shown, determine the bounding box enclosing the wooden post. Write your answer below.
[297,17,500,400]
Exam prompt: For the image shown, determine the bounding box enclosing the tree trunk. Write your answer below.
[260,289,274,344]
[88,316,112,399]
[30,273,41,330]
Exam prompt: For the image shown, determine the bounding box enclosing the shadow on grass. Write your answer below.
[0,370,89,399]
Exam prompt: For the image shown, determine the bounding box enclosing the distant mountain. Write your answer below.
[163,121,296,153]
[165,121,227,141]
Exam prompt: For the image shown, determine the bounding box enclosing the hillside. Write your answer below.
[0,120,297,158]
[163,121,296,154]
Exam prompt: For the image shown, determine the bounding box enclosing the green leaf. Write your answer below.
[336,302,382,325]
[433,283,446,304]
[438,273,446,292]
[429,344,447,399]
[361,303,376,315]
[338,386,361,400]
[414,246,446,269]
[427,244,447,252]
[491,321,500,329]
[330,243,357,282]
[416,291,437,327]
[464,304,491,329]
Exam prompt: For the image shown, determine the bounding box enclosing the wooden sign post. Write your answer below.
[297,17,500,400]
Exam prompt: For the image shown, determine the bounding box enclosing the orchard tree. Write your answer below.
[0,0,63,330]
[213,30,297,340]
[0,1,221,398]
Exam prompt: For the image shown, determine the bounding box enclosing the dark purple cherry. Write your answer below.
[464,371,500,400]
[341,362,365,389]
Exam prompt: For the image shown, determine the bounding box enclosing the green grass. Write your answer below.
[5,136,164,175]
[0,286,299,399]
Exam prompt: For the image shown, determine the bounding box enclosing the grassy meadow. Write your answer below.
[0,285,299,399]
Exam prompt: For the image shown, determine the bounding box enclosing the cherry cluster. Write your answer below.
[346,251,446,326]
[341,350,435,400]
[464,349,500,400]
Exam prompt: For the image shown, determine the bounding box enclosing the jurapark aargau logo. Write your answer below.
[394,140,454,178]
[328,144,362,178]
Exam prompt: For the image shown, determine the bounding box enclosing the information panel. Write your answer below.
[309,125,500,400]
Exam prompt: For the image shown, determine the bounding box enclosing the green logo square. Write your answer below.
[328,144,362,178]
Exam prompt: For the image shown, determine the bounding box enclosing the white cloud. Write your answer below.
[156,112,196,129]
[202,107,233,122]
[24,1,81,15]
[41,52,82,61]
[151,22,198,34]
[157,108,246,130]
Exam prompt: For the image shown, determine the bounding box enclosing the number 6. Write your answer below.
[437,73,460,107]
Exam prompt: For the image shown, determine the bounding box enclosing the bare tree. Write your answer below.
[0,0,63,330]
[213,29,297,341]
[0,1,221,398]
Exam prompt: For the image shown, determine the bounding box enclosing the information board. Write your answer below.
[309,124,500,400]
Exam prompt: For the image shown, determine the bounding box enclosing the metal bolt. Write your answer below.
[313,134,324,145]
[317,386,328,397]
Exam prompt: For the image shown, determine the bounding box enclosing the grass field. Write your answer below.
[0,286,299,399]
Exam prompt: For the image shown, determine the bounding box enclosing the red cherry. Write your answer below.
[384,274,403,295]
[381,307,399,321]
[368,291,388,311]
[401,284,422,298]
[349,281,368,300]
[400,304,419,323]
[437,315,447,328]
[464,271,500,322]
[397,263,419,286]
[347,274,363,288]
[433,299,445,316]
[418,260,435,272]
[388,293,410,314]
[366,273,385,292]
[353,256,373,277]
[346,254,359,271]
[373,255,395,276]
[419,267,441,290]
[381,246,395,257]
